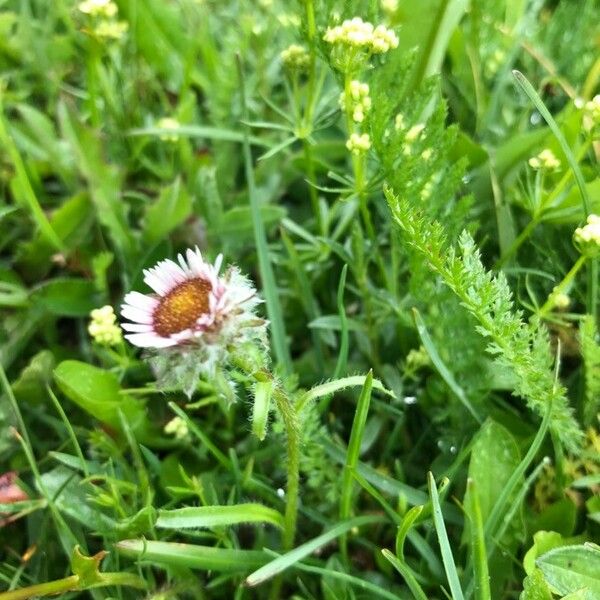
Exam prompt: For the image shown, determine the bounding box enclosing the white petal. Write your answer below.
[121,305,154,324]
[186,247,205,276]
[213,253,223,275]
[121,323,154,332]
[123,291,158,310]
[170,329,194,342]
[160,259,187,284]
[177,253,190,274]
[144,271,171,295]
[125,333,178,348]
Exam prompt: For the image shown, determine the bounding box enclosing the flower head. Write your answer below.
[121,247,260,349]
[88,305,122,346]
[157,117,181,142]
[582,95,600,133]
[280,44,310,71]
[573,214,600,256]
[164,416,189,440]
[78,0,117,17]
[93,19,128,39]
[121,248,266,398]
[528,148,560,171]
[339,80,371,123]
[346,132,371,155]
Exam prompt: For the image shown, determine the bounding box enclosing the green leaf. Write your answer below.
[536,544,600,598]
[143,178,192,245]
[31,279,99,317]
[71,546,107,588]
[464,420,522,546]
[53,361,149,436]
[521,569,553,600]
[251,380,273,441]
[117,539,270,572]
[156,504,283,530]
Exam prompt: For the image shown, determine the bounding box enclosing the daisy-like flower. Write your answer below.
[121,247,259,349]
[121,248,266,398]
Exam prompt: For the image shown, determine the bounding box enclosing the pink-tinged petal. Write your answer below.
[121,323,154,333]
[123,291,158,310]
[144,271,171,295]
[121,305,154,324]
[160,259,187,284]
[186,248,206,276]
[125,333,178,348]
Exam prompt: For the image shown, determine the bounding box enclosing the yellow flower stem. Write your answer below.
[538,255,587,317]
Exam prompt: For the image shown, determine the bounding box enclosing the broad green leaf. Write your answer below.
[53,360,149,435]
[536,544,600,599]
[156,503,283,530]
[31,279,99,317]
[464,420,522,545]
[521,569,553,600]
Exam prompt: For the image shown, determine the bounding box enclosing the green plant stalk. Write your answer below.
[538,255,587,317]
[273,386,301,550]
[0,576,80,600]
[231,356,300,551]
[236,55,292,375]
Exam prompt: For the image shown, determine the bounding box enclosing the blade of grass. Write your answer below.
[245,515,384,586]
[428,473,465,600]
[413,309,482,424]
[382,549,429,600]
[236,54,292,375]
[156,504,283,530]
[340,372,373,558]
[0,98,64,252]
[465,479,491,600]
[333,264,349,379]
[512,70,597,318]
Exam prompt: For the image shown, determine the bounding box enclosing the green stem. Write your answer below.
[538,255,587,317]
[0,576,79,600]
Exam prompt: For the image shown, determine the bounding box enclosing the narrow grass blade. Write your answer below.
[156,504,283,530]
[382,549,429,600]
[0,99,64,252]
[465,479,491,600]
[168,402,230,469]
[428,472,465,600]
[413,309,482,423]
[127,125,269,147]
[512,71,590,216]
[340,373,374,535]
[117,539,269,572]
[293,560,400,600]
[396,505,424,560]
[236,54,292,374]
[245,515,384,586]
[333,264,349,379]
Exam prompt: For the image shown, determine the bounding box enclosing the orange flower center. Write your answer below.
[153,279,211,337]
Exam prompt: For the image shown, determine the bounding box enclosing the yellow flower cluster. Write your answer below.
[88,305,122,346]
[528,148,560,171]
[78,0,128,40]
[346,132,371,155]
[164,416,189,440]
[339,80,371,123]
[280,44,310,71]
[78,0,117,17]
[583,95,600,132]
[324,17,398,54]
[157,117,181,142]
[574,214,600,252]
